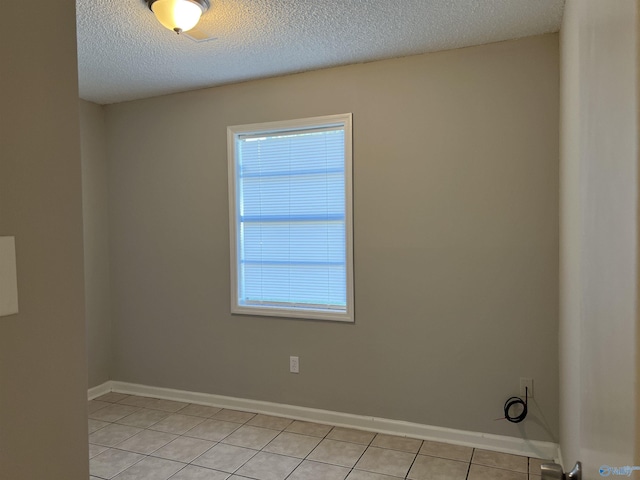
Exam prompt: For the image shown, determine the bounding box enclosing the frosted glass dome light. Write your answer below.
[148,0,210,34]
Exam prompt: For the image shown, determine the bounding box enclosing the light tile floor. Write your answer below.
[88,393,549,480]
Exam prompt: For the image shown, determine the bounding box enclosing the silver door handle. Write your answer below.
[566,462,582,480]
[541,461,582,480]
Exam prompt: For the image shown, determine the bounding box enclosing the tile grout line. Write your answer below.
[465,448,475,480]
[402,444,422,479]
[343,429,378,480]
[282,421,337,479]
[279,439,318,479]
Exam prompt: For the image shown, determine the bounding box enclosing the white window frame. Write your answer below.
[227,113,354,322]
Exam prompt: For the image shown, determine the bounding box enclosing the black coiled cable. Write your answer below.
[503,387,528,423]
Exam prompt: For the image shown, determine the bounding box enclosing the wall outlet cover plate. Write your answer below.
[0,236,19,317]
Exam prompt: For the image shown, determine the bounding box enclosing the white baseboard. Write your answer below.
[91,380,559,461]
[88,380,113,400]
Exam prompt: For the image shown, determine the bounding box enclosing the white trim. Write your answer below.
[98,380,559,461]
[227,113,355,323]
[88,380,113,400]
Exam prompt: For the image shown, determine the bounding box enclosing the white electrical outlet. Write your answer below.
[289,356,299,374]
[520,377,534,398]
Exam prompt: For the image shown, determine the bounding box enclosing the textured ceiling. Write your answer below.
[76,0,565,105]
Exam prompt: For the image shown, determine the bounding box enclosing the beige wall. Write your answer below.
[81,100,112,388]
[560,0,638,472]
[0,2,89,479]
[106,34,559,442]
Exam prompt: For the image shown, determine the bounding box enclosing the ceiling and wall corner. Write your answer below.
[76,0,565,104]
[80,99,112,389]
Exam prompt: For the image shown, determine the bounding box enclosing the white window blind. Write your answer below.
[228,114,353,322]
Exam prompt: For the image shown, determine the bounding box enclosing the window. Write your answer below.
[228,114,354,322]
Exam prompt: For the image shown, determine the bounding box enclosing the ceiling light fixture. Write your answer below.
[147,0,210,34]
